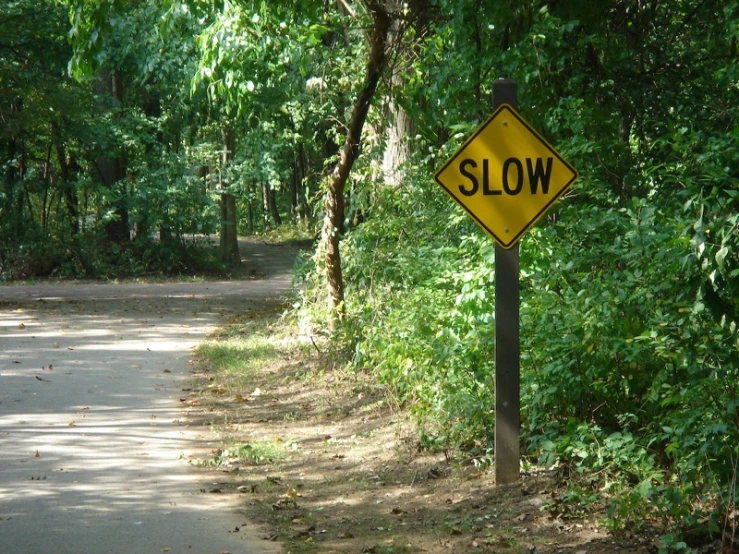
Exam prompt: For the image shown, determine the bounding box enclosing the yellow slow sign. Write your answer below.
[434,104,578,249]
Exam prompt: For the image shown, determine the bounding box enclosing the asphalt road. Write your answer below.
[0,241,299,554]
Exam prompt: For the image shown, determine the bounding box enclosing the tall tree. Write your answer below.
[321,0,392,321]
[94,68,129,243]
[219,125,240,265]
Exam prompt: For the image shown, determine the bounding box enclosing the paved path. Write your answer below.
[0,241,301,554]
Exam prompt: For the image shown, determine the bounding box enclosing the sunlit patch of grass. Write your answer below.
[196,337,277,384]
[200,438,298,467]
[195,312,299,391]
[249,222,318,245]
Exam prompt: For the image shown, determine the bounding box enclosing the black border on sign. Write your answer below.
[433,104,579,249]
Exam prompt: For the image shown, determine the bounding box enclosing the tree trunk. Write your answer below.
[297,143,310,223]
[51,120,79,234]
[381,0,423,187]
[219,126,240,266]
[94,68,129,243]
[266,184,282,228]
[290,154,299,218]
[262,182,271,229]
[381,96,415,187]
[4,97,26,240]
[142,89,163,241]
[321,1,392,323]
[220,192,239,263]
[247,197,255,234]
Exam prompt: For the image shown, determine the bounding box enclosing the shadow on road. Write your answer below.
[0,240,301,554]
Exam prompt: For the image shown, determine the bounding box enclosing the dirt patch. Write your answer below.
[183,315,656,554]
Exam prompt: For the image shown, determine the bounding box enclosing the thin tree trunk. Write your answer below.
[141,89,163,241]
[219,126,240,266]
[290,154,299,218]
[94,68,129,243]
[297,143,310,223]
[247,197,255,234]
[267,184,282,228]
[262,182,271,230]
[4,97,25,240]
[41,139,53,233]
[321,1,392,324]
[51,120,79,234]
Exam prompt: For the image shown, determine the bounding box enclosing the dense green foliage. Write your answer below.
[298,0,739,546]
[0,0,317,279]
[5,0,739,546]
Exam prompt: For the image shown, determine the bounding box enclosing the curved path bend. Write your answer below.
[0,240,301,554]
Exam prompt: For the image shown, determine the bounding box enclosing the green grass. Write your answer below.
[202,439,297,467]
[195,317,284,389]
[245,221,318,245]
[197,338,276,373]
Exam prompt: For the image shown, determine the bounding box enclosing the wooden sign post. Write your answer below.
[434,78,578,484]
[492,79,520,484]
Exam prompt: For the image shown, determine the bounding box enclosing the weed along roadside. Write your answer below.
[185,308,654,554]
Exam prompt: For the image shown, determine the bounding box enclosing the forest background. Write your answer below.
[2,0,739,549]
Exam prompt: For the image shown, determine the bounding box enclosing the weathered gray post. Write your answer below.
[493,78,520,485]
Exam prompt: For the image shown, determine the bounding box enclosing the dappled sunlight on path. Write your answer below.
[0,241,296,554]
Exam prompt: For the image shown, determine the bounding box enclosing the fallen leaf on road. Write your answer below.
[34,450,40,458]
[18,323,25,329]
[163,369,171,373]
[68,421,75,427]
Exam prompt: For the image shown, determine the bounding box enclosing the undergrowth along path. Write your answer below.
[187,304,656,554]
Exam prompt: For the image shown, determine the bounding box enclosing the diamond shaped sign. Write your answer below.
[434,104,578,249]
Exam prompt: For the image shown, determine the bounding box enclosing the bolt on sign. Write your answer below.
[434,104,578,249]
